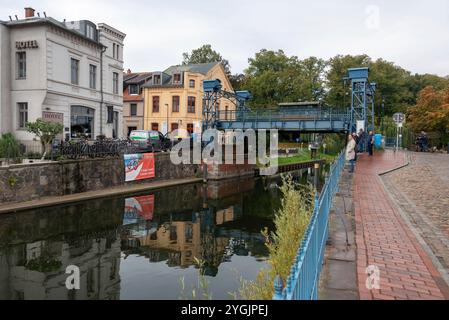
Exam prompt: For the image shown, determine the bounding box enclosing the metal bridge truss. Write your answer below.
[202,67,375,134]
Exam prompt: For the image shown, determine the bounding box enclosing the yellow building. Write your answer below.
[142,62,234,137]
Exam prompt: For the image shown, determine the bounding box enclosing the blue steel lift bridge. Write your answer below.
[202,67,376,134]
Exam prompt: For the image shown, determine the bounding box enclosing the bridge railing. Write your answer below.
[217,108,351,122]
[273,150,346,300]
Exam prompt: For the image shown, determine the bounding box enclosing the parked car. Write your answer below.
[129,130,172,153]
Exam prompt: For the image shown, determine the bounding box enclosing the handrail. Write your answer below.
[273,150,346,300]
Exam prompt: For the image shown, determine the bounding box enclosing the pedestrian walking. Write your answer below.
[368,131,375,156]
[346,134,356,173]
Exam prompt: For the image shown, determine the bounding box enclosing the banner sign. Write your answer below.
[123,195,155,225]
[124,153,155,182]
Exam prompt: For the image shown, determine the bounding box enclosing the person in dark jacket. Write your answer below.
[368,131,375,156]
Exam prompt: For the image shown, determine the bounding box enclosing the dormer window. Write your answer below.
[129,84,139,95]
[153,74,161,85]
[173,73,181,84]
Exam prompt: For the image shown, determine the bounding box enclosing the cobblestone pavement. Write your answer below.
[354,150,449,300]
[382,152,449,291]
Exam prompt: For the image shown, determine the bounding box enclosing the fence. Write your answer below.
[52,139,139,160]
[273,150,346,300]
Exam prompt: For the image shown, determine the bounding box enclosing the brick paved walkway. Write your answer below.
[354,150,449,300]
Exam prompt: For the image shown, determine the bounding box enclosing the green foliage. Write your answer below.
[237,176,314,300]
[182,44,231,75]
[243,50,326,108]
[0,133,22,161]
[7,175,18,187]
[26,119,63,157]
[179,258,212,300]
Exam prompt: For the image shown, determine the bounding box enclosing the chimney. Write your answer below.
[25,7,35,18]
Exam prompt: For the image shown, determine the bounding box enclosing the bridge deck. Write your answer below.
[215,108,351,132]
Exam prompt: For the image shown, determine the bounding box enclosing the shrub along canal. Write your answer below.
[0,167,328,300]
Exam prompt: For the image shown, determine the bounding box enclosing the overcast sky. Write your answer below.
[1,0,448,76]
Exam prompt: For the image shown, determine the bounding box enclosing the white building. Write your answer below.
[0,7,126,148]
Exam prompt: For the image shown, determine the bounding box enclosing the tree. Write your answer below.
[26,119,64,159]
[407,86,449,139]
[243,49,326,108]
[182,44,231,75]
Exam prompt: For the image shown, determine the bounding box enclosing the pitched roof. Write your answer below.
[164,62,220,76]
[125,72,152,84]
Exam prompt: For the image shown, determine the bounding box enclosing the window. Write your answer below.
[113,72,119,94]
[18,103,28,129]
[171,123,179,132]
[153,74,161,85]
[152,96,160,113]
[89,64,97,89]
[187,123,194,135]
[130,103,137,116]
[151,123,159,131]
[107,106,114,123]
[170,226,178,242]
[172,96,180,113]
[225,106,229,120]
[116,45,120,60]
[86,24,95,40]
[71,58,79,85]
[113,111,119,139]
[173,73,181,84]
[127,126,137,137]
[112,43,116,58]
[187,96,195,113]
[189,79,195,88]
[71,106,94,139]
[129,84,139,95]
[16,52,26,79]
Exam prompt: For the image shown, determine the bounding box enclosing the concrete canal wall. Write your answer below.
[0,153,202,204]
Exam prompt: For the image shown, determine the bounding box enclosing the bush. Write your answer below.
[0,133,22,161]
[237,176,314,300]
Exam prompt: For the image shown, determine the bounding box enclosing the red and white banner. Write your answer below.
[124,195,155,222]
[124,153,155,182]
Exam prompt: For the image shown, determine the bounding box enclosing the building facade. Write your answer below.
[123,70,152,137]
[142,62,234,137]
[0,7,126,149]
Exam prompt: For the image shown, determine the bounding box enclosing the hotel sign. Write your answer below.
[42,111,64,123]
[16,40,39,50]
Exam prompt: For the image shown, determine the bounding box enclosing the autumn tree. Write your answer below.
[407,86,449,139]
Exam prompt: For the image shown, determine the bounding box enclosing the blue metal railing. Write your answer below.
[273,150,346,300]
[217,108,351,123]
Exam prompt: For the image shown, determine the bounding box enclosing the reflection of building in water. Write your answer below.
[0,231,121,300]
[122,205,244,273]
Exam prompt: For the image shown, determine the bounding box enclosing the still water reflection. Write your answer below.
[0,170,320,300]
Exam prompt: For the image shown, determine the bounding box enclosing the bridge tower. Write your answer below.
[347,68,376,133]
[202,79,251,132]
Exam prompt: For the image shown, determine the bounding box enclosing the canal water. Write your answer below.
[0,169,325,300]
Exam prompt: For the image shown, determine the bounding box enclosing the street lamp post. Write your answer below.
[165,103,169,135]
